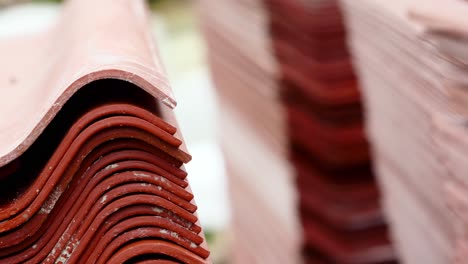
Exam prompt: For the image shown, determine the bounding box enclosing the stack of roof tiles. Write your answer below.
[266,1,395,263]
[197,0,302,263]
[198,0,395,263]
[0,0,210,263]
[340,0,468,263]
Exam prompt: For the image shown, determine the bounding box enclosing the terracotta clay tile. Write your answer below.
[199,0,395,263]
[270,0,396,255]
[106,240,206,264]
[0,0,210,263]
[0,104,209,263]
[340,0,468,262]
[0,0,178,167]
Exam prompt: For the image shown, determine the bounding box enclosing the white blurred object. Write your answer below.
[184,141,228,230]
[170,68,229,230]
[0,3,60,39]
[153,11,229,231]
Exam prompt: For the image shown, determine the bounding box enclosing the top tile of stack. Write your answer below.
[0,0,175,166]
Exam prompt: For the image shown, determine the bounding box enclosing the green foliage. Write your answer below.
[31,0,62,2]
[204,230,216,244]
[32,0,162,2]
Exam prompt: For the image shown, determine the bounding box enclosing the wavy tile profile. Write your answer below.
[0,0,175,166]
[0,0,210,263]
